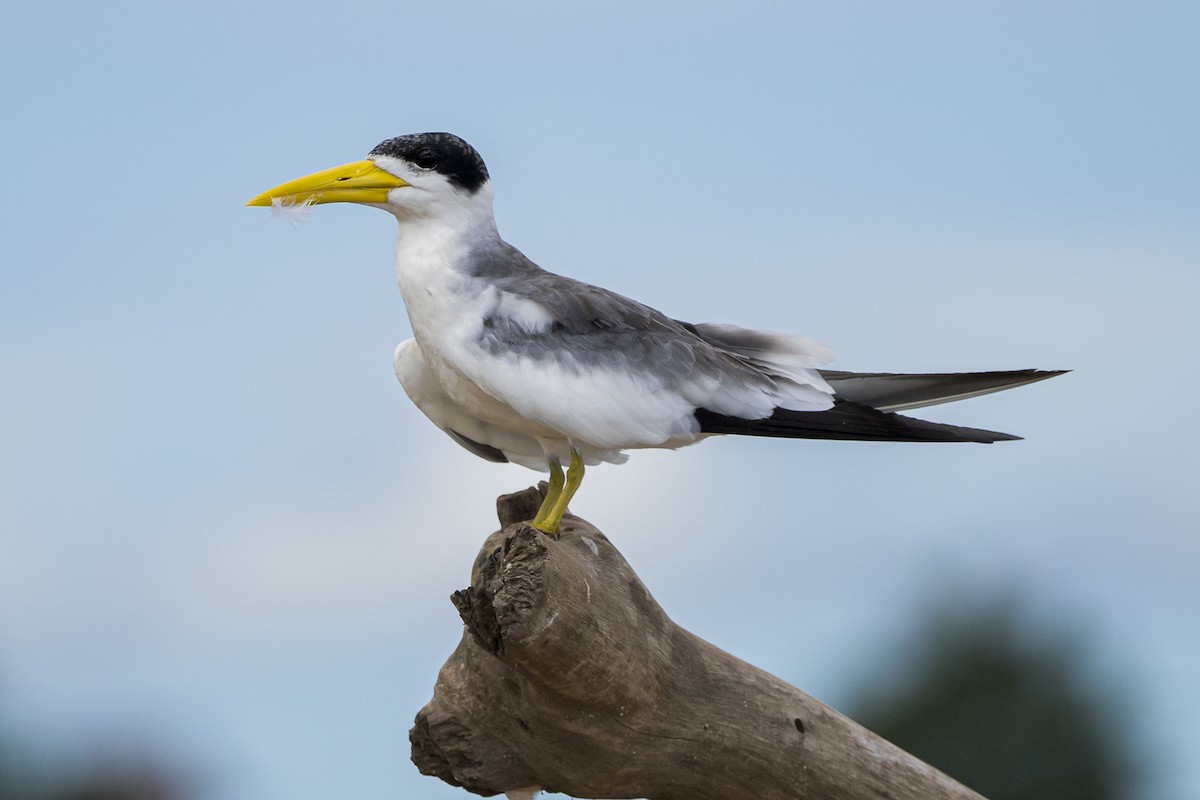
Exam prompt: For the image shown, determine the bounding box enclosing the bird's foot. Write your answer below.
[529,518,561,538]
[530,449,584,537]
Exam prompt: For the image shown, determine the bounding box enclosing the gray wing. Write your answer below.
[473,243,785,397]
[463,245,1061,445]
[464,245,836,436]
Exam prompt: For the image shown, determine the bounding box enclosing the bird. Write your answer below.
[248,133,1064,535]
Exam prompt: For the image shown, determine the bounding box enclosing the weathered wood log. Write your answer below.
[410,487,986,800]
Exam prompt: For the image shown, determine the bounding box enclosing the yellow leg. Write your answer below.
[532,449,584,536]
[530,456,565,529]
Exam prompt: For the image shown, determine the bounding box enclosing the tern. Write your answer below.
[249,133,1063,535]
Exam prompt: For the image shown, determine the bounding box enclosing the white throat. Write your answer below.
[390,181,502,357]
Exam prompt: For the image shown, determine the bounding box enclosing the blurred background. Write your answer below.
[1,1,1196,798]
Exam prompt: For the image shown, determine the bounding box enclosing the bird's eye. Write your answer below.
[412,149,439,170]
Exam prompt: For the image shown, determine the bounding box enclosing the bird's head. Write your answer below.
[247,132,492,221]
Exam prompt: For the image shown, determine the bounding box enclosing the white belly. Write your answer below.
[394,338,630,469]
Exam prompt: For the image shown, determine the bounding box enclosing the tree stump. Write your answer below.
[410,487,986,800]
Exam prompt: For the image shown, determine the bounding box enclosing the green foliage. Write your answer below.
[848,601,1137,800]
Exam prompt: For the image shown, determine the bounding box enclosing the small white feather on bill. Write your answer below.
[269,196,315,223]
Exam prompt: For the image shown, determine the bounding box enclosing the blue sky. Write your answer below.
[1,1,1197,797]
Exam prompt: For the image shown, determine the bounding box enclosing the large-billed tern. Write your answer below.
[248,133,1063,535]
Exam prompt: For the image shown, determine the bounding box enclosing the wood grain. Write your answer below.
[410,487,986,800]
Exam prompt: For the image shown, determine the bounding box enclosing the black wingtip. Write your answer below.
[816,367,1070,414]
[696,400,1022,444]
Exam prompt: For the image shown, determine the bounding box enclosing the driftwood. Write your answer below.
[410,487,986,800]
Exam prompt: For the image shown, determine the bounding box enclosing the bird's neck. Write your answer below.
[393,197,498,279]
[395,217,486,261]
[392,203,503,353]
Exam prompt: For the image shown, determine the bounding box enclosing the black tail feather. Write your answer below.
[694,399,1020,444]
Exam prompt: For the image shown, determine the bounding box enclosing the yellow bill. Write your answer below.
[247,160,408,207]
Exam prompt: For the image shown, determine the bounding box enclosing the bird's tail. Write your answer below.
[694,399,1020,443]
[819,368,1068,412]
